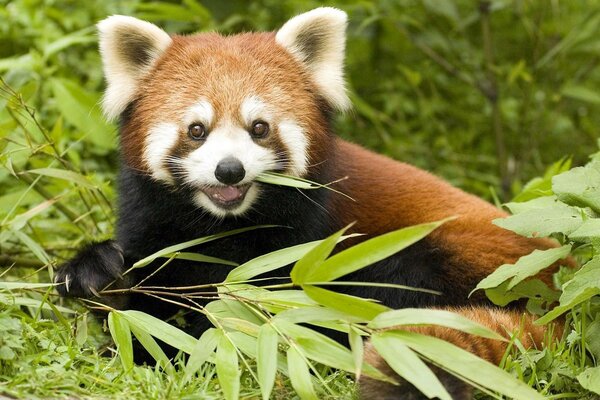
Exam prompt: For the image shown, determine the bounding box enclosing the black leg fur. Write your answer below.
[55,240,130,307]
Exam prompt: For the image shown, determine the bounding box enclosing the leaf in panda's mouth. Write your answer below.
[256,172,354,201]
[202,184,251,205]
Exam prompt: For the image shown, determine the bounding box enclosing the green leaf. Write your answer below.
[369,308,504,340]
[291,225,350,284]
[494,204,585,238]
[49,78,115,150]
[216,332,240,400]
[226,236,355,283]
[108,312,133,371]
[349,327,364,379]
[303,285,389,320]
[184,328,220,382]
[275,320,389,382]
[0,282,56,290]
[129,324,172,369]
[570,219,600,241]
[161,252,237,266]
[25,168,96,189]
[132,225,276,268]
[286,346,319,400]
[305,220,446,283]
[257,324,278,400]
[372,332,451,400]
[552,161,600,213]
[537,256,600,324]
[117,310,197,354]
[12,231,51,265]
[389,330,545,400]
[562,85,600,105]
[577,366,600,394]
[484,279,559,307]
[273,306,365,324]
[473,245,571,293]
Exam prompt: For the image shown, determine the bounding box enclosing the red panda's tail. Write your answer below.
[359,306,560,400]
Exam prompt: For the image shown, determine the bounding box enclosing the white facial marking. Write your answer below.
[278,120,308,176]
[240,96,272,126]
[184,99,214,127]
[181,123,277,216]
[144,122,179,183]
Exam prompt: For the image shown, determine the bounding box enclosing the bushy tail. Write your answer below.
[359,306,559,400]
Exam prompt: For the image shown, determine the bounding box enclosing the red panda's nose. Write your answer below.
[215,157,246,185]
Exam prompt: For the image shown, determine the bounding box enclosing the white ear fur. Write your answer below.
[276,7,350,111]
[97,16,172,120]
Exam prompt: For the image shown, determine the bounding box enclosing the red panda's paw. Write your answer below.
[55,240,127,300]
[359,343,472,400]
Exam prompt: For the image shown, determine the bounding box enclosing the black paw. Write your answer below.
[55,240,125,298]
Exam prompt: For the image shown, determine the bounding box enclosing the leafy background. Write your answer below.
[1,0,600,399]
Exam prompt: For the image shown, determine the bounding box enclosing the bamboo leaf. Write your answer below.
[306,220,447,283]
[161,252,237,267]
[369,308,504,340]
[216,332,240,400]
[129,324,172,369]
[349,327,364,379]
[184,328,220,382]
[257,324,278,400]
[303,285,389,320]
[132,225,277,268]
[372,332,451,400]
[108,312,133,371]
[287,346,319,400]
[291,225,350,284]
[389,330,545,400]
[117,310,197,354]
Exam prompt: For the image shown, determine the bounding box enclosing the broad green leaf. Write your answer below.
[205,299,264,326]
[7,197,60,230]
[132,225,276,268]
[349,327,364,379]
[257,324,278,400]
[49,78,115,150]
[184,328,220,382]
[552,161,600,213]
[117,310,197,354]
[369,308,504,340]
[577,366,600,394]
[108,312,133,371]
[216,333,240,400]
[228,331,289,375]
[493,205,585,238]
[389,330,545,400]
[287,346,319,400]
[305,220,446,283]
[570,219,600,241]
[537,256,600,324]
[219,317,260,336]
[26,168,96,189]
[291,225,350,284]
[511,157,571,203]
[485,279,560,307]
[303,285,389,320]
[372,332,451,400]
[473,245,571,293]
[130,324,172,369]
[503,196,560,215]
[161,252,237,266]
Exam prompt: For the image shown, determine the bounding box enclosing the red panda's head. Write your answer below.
[98,8,349,217]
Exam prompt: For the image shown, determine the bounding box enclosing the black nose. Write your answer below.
[215,157,246,185]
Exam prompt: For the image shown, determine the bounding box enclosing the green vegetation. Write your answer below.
[1,1,599,399]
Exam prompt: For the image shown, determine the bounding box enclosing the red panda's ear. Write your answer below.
[276,7,350,112]
[97,16,172,120]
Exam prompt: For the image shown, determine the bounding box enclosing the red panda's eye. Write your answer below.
[251,121,269,138]
[188,123,207,140]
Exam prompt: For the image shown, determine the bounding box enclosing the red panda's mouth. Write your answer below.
[201,184,251,209]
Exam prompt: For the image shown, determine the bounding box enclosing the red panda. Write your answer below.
[55,7,564,399]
